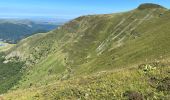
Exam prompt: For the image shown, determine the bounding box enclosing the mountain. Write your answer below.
[0,19,62,43]
[0,3,170,99]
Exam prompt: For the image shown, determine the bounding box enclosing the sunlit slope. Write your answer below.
[1,3,170,100]
[4,63,170,100]
[5,4,170,88]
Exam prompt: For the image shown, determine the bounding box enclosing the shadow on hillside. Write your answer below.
[0,53,24,94]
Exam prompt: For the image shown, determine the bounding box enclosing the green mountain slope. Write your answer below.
[0,3,170,99]
[0,53,24,94]
[3,64,170,100]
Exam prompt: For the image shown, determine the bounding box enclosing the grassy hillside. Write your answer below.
[3,62,170,100]
[0,3,170,99]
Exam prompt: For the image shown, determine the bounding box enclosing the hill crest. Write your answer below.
[137,3,166,10]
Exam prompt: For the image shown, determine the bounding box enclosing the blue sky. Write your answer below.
[0,0,170,19]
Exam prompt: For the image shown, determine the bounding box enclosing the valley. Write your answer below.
[0,3,170,100]
[0,41,13,52]
[0,19,64,43]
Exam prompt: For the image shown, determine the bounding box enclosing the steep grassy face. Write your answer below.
[1,4,170,99]
[5,4,170,88]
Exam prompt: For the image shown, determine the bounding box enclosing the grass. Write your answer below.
[0,4,170,99]
[3,61,170,100]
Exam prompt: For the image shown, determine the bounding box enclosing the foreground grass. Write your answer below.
[3,61,170,100]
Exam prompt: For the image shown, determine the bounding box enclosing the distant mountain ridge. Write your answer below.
[0,19,62,43]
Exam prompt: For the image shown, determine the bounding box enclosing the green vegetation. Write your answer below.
[0,53,24,94]
[0,19,59,43]
[0,3,170,100]
[3,62,170,100]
